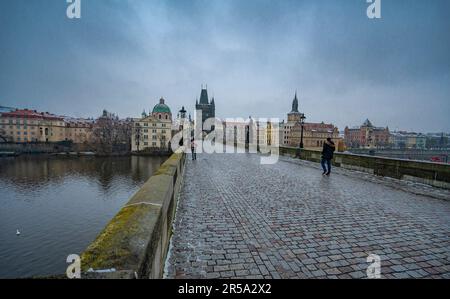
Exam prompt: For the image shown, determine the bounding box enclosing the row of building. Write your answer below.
[344,120,434,150]
[1,89,447,152]
[0,107,94,144]
[278,93,342,150]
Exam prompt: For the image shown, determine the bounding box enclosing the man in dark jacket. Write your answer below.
[321,138,335,176]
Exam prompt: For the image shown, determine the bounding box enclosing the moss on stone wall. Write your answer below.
[80,151,186,277]
[80,204,157,271]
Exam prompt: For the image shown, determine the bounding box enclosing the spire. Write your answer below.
[199,86,209,104]
[291,91,299,113]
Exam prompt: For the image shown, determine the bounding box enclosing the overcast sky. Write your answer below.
[0,0,449,132]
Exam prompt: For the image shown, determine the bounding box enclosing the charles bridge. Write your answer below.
[80,146,450,279]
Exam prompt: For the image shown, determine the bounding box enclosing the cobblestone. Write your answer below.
[166,152,450,279]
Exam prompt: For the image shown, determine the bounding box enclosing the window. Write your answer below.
[152,142,156,146]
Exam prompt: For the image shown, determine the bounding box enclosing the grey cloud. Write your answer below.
[0,0,449,132]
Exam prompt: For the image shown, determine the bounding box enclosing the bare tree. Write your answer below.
[91,111,132,155]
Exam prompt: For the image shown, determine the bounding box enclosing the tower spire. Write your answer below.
[291,91,299,113]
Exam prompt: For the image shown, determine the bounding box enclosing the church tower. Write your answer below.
[195,85,216,132]
[287,92,301,123]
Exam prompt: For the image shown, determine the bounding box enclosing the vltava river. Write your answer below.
[0,155,166,278]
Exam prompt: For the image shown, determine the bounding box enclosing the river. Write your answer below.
[0,155,166,278]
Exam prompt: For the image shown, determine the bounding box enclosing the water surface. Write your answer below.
[0,155,166,278]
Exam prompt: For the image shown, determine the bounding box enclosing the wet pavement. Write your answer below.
[166,152,450,279]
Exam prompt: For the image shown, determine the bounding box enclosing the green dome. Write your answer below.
[152,98,171,114]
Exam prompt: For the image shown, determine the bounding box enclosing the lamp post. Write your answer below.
[295,113,306,158]
[299,113,306,149]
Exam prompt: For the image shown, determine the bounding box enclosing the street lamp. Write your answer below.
[299,113,306,149]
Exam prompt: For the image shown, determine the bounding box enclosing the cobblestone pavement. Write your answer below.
[166,152,450,279]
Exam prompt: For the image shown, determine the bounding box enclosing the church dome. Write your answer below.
[152,98,171,114]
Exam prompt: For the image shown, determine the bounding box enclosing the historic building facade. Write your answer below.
[281,92,341,150]
[0,109,67,143]
[289,122,341,149]
[195,86,215,132]
[221,118,278,149]
[344,119,390,148]
[280,93,301,146]
[64,117,94,144]
[131,98,173,152]
[389,131,427,149]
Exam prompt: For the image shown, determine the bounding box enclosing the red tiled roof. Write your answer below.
[1,109,64,121]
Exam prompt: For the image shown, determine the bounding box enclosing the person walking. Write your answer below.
[191,138,197,161]
[321,138,335,176]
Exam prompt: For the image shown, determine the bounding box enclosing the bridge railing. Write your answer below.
[280,146,450,190]
[80,148,186,279]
